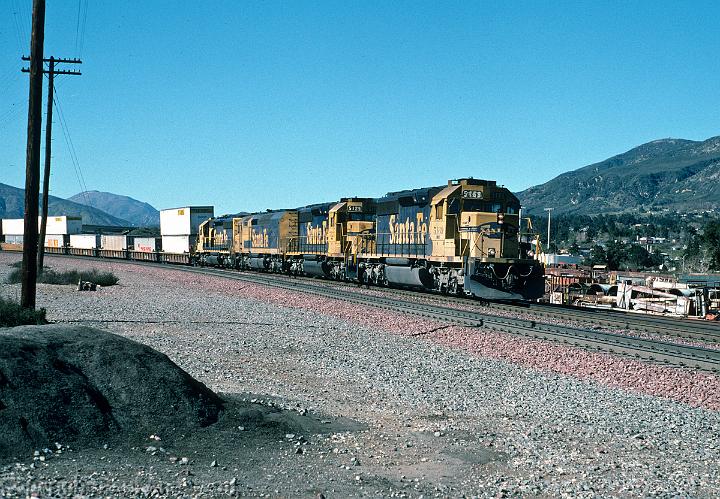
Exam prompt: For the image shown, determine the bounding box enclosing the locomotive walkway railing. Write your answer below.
[357,233,427,258]
[287,238,328,255]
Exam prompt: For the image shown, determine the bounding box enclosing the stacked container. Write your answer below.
[45,216,82,235]
[134,237,161,252]
[160,206,214,254]
[101,234,129,251]
[1,219,26,244]
[1,216,81,246]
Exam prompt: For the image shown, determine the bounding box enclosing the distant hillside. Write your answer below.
[0,182,131,226]
[518,136,720,216]
[68,191,160,227]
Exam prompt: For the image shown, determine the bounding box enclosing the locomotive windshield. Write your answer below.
[462,200,503,213]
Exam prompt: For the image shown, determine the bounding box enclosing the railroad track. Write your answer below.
[486,301,720,343]
[184,266,720,373]
[12,252,720,372]
[379,288,720,344]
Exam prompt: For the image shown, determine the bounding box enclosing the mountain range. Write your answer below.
[0,182,131,226]
[67,191,160,226]
[517,136,720,216]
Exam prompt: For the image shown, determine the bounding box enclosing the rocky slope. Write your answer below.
[518,136,720,215]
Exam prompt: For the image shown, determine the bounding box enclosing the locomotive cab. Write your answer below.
[196,215,236,266]
[327,198,376,258]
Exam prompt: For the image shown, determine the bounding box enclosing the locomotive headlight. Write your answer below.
[488,248,496,258]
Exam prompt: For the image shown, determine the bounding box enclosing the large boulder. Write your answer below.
[0,325,223,460]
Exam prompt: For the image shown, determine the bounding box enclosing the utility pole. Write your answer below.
[22,56,82,272]
[544,207,554,254]
[20,0,46,310]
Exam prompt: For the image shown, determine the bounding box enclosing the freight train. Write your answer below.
[194,178,544,300]
[0,178,544,300]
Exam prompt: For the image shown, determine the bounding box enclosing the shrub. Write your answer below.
[0,297,47,327]
[6,268,119,286]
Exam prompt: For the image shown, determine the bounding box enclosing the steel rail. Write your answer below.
[484,301,720,342]
[15,252,720,370]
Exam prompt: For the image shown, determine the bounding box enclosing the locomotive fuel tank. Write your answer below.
[302,255,332,278]
[383,259,434,288]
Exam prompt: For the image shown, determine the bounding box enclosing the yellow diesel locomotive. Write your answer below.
[196,178,543,300]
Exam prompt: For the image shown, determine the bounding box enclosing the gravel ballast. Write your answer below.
[1,252,719,497]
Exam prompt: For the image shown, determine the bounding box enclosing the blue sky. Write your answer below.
[1,1,719,215]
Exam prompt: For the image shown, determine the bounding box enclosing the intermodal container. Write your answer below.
[134,237,161,252]
[160,206,214,236]
[101,235,129,251]
[161,235,196,254]
[44,234,68,248]
[1,216,82,236]
[1,219,25,235]
[70,234,101,249]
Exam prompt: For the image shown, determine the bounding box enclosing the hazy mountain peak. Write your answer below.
[68,191,160,227]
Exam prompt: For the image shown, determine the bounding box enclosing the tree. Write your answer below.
[626,244,650,270]
[569,242,580,255]
[588,245,607,266]
[685,234,701,259]
[605,240,626,271]
[702,220,720,270]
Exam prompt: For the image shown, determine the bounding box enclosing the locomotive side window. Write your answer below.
[348,213,375,222]
[447,198,460,214]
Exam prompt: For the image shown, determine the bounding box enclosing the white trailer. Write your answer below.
[160,206,214,236]
[1,219,25,235]
[1,216,82,236]
[101,234,129,251]
[161,235,196,254]
[44,234,69,248]
[70,234,101,249]
[133,237,161,252]
[45,216,82,235]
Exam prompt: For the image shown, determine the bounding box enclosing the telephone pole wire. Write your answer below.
[20,0,46,310]
[22,56,82,272]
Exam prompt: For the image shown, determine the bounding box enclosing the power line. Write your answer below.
[10,2,25,53]
[53,84,90,206]
[78,0,88,57]
[74,0,81,55]
[13,0,29,46]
